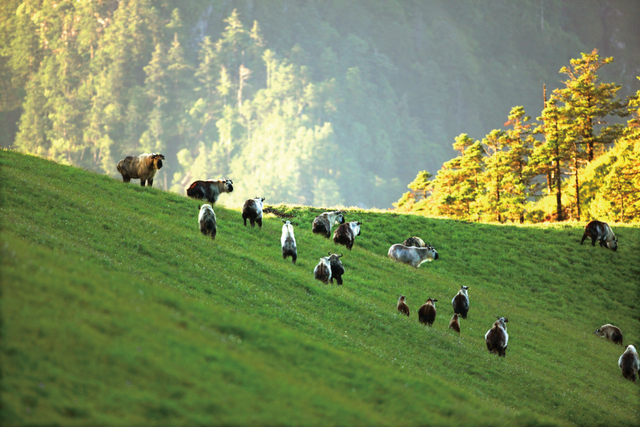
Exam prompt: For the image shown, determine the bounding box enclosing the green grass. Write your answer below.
[1,149,639,426]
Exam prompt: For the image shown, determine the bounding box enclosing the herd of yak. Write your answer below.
[116,153,639,382]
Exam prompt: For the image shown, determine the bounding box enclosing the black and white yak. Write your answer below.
[313,253,345,285]
[619,345,639,382]
[242,197,265,228]
[580,220,618,251]
[281,220,297,264]
[594,324,624,346]
[387,243,438,268]
[333,221,361,250]
[418,298,437,326]
[485,317,509,357]
[312,211,345,238]
[198,204,217,240]
[116,153,165,187]
[451,286,470,319]
[186,179,233,204]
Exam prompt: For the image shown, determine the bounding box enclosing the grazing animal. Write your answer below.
[242,197,265,228]
[449,313,460,333]
[387,243,439,268]
[580,220,618,251]
[451,286,470,319]
[485,317,509,357]
[280,220,297,264]
[327,253,345,285]
[186,179,233,204]
[397,295,410,316]
[312,211,345,238]
[313,256,332,284]
[198,204,217,240]
[116,153,165,187]
[333,221,362,250]
[402,236,426,247]
[618,345,639,382]
[594,324,623,346]
[418,298,437,326]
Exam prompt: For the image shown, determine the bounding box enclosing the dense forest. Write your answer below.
[1,0,639,210]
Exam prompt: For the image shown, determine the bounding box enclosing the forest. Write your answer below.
[1,0,639,213]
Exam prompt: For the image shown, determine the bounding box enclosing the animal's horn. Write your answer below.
[338,253,344,257]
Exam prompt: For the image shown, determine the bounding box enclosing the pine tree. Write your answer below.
[532,98,573,221]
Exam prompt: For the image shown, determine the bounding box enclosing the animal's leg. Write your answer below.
[291,253,297,264]
[122,175,131,183]
[580,233,588,245]
[591,236,597,246]
[256,218,262,228]
[243,215,247,226]
[335,275,343,285]
[250,219,255,228]
[148,178,154,187]
[140,180,146,187]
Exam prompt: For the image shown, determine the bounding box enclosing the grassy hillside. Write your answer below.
[1,149,639,426]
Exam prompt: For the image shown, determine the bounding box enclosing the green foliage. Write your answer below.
[399,51,639,224]
[2,150,640,426]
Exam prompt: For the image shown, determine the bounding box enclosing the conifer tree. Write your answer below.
[532,98,572,221]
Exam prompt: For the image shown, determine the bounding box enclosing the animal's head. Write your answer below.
[460,285,469,294]
[222,178,234,193]
[426,298,437,305]
[327,252,344,265]
[254,197,265,209]
[626,345,637,354]
[335,211,345,225]
[351,221,362,236]
[607,237,618,251]
[496,317,508,327]
[151,153,165,169]
[199,204,213,213]
[425,243,439,260]
[398,295,405,303]
[452,313,459,320]
[594,328,604,337]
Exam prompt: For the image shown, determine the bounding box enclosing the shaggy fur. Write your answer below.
[312,211,345,238]
[388,243,439,268]
[418,298,437,326]
[580,220,618,251]
[333,221,361,250]
[186,179,233,204]
[117,153,165,187]
[242,197,265,228]
[485,317,509,357]
[281,220,297,264]
[198,204,217,240]
[402,236,426,247]
[449,313,460,333]
[451,286,470,319]
[397,295,410,316]
[594,324,623,346]
[327,253,345,285]
[314,257,332,284]
[619,345,639,382]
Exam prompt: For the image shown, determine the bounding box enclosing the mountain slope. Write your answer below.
[1,150,638,426]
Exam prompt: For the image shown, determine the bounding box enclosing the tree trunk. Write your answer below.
[574,157,581,220]
[554,154,562,221]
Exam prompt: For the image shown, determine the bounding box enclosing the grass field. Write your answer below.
[1,149,639,426]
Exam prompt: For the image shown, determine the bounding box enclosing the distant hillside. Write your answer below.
[2,0,639,207]
[1,150,639,426]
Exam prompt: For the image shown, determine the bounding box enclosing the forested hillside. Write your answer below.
[1,0,639,208]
